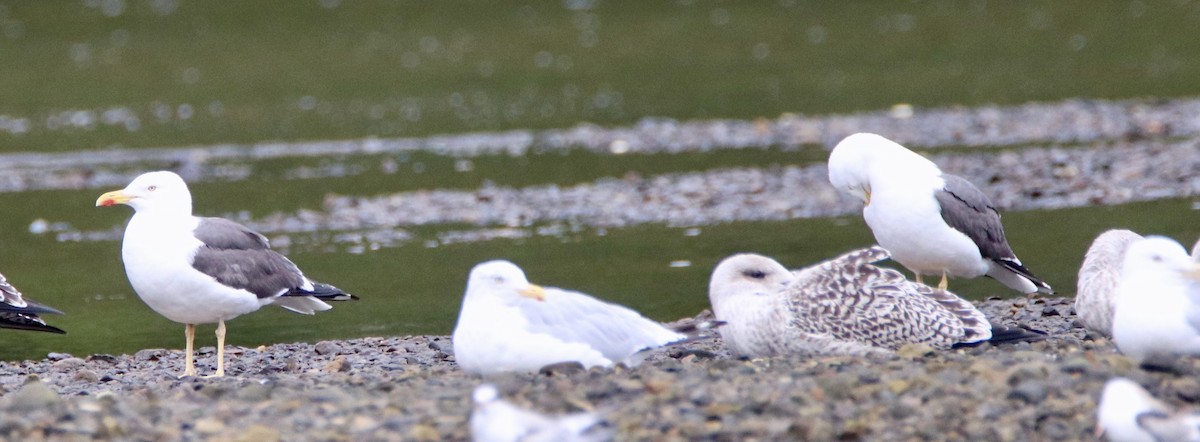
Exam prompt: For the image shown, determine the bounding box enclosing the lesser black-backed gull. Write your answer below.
[96,171,357,377]
[1097,377,1200,442]
[1075,229,1144,337]
[1112,236,1200,364]
[452,260,708,375]
[470,384,611,442]
[827,132,1053,294]
[708,247,1002,357]
[0,273,64,334]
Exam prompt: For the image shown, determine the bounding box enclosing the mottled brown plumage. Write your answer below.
[709,247,991,357]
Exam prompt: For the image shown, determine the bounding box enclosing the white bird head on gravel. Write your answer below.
[1112,236,1200,363]
[707,253,795,355]
[1096,377,1200,442]
[465,260,547,303]
[827,132,940,206]
[95,170,192,215]
[708,253,794,305]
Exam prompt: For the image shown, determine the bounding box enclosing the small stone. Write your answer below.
[1007,380,1047,404]
[539,361,586,376]
[236,424,280,442]
[314,341,341,356]
[73,369,101,382]
[193,418,225,435]
[896,343,935,359]
[409,424,440,441]
[7,381,64,411]
[323,356,350,373]
[46,352,73,361]
[52,357,86,371]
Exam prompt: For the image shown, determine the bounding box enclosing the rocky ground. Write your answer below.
[0,296,1185,441]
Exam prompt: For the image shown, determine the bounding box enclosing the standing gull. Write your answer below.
[453,260,709,375]
[1076,229,1144,337]
[1111,236,1200,364]
[707,247,996,357]
[827,132,1052,294]
[0,273,64,334]
[1096,377,1200,442]
[96,171,357,377]
[470,384,612,442]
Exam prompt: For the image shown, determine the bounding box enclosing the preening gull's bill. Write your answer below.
[452,260,710,375]
[708,247,1005,357]
[1112,236,1200,364]
[0,272,64,334]
[1097,377,1200,442]
[827,132,1052,294]
[470,384,612,442]
[96,171,357,377]
[1076,229,1144,337]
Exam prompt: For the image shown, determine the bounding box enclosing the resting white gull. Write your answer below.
[827,132,1053,294]
[705,247,1044,357]
[470,384,612,442]
[1096,377,1200,442]
[452,260,711,375]
[1112,236,1200,364]
[1076,229,1144,337]
[0,272,64,334]
[96,171,357,377]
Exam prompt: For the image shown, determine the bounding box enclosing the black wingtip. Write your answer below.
[289,282,358,301]
[0,316,66,334]
[953,322,1047,348]
[997,258,1054,294]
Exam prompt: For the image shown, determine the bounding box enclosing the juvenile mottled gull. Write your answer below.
[1112,236,1200,364]
[827,133,1052,294]
[1076,229,1144,337]
[453,260,709,375]
[96,171,357,377]
[470,384,612,442]
[1096,377,1200,442]
[0,272,64,334]
[707,247,995,357]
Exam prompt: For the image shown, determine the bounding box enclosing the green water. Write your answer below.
[1,179,1196,361]
[2,1,1200,151]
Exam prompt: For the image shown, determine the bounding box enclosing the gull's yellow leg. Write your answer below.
[206,319,227,378]
[914,273,924,284]
[181,324,197,378]
[937,271,949,291]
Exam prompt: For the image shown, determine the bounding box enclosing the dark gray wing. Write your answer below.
[936,174,1051,291]
[191,217,307,299]
[934,174,1015,260]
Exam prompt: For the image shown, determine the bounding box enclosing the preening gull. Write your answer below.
[452,260,710,375]
[1112,236,1200,364]
[1076,229,1144,337]
[470,384,612,442]
[1096,377,1200,442]
[0,272,64,334]
[708,247,1003,357]
[96,171,357,377]
[827,133,1052,294]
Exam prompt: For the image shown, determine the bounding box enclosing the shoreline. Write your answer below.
[0,295,1171,441]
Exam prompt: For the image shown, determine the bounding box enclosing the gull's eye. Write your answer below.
[490,276,505,285]
[148,185,158,192]
[1151,254,1163,263]
[742,269,767,279]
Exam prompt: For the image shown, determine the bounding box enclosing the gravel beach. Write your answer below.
[4,97,1197,440]
[0,296,1175,441]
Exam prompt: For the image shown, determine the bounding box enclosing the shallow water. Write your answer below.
[0,171,1194,362]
